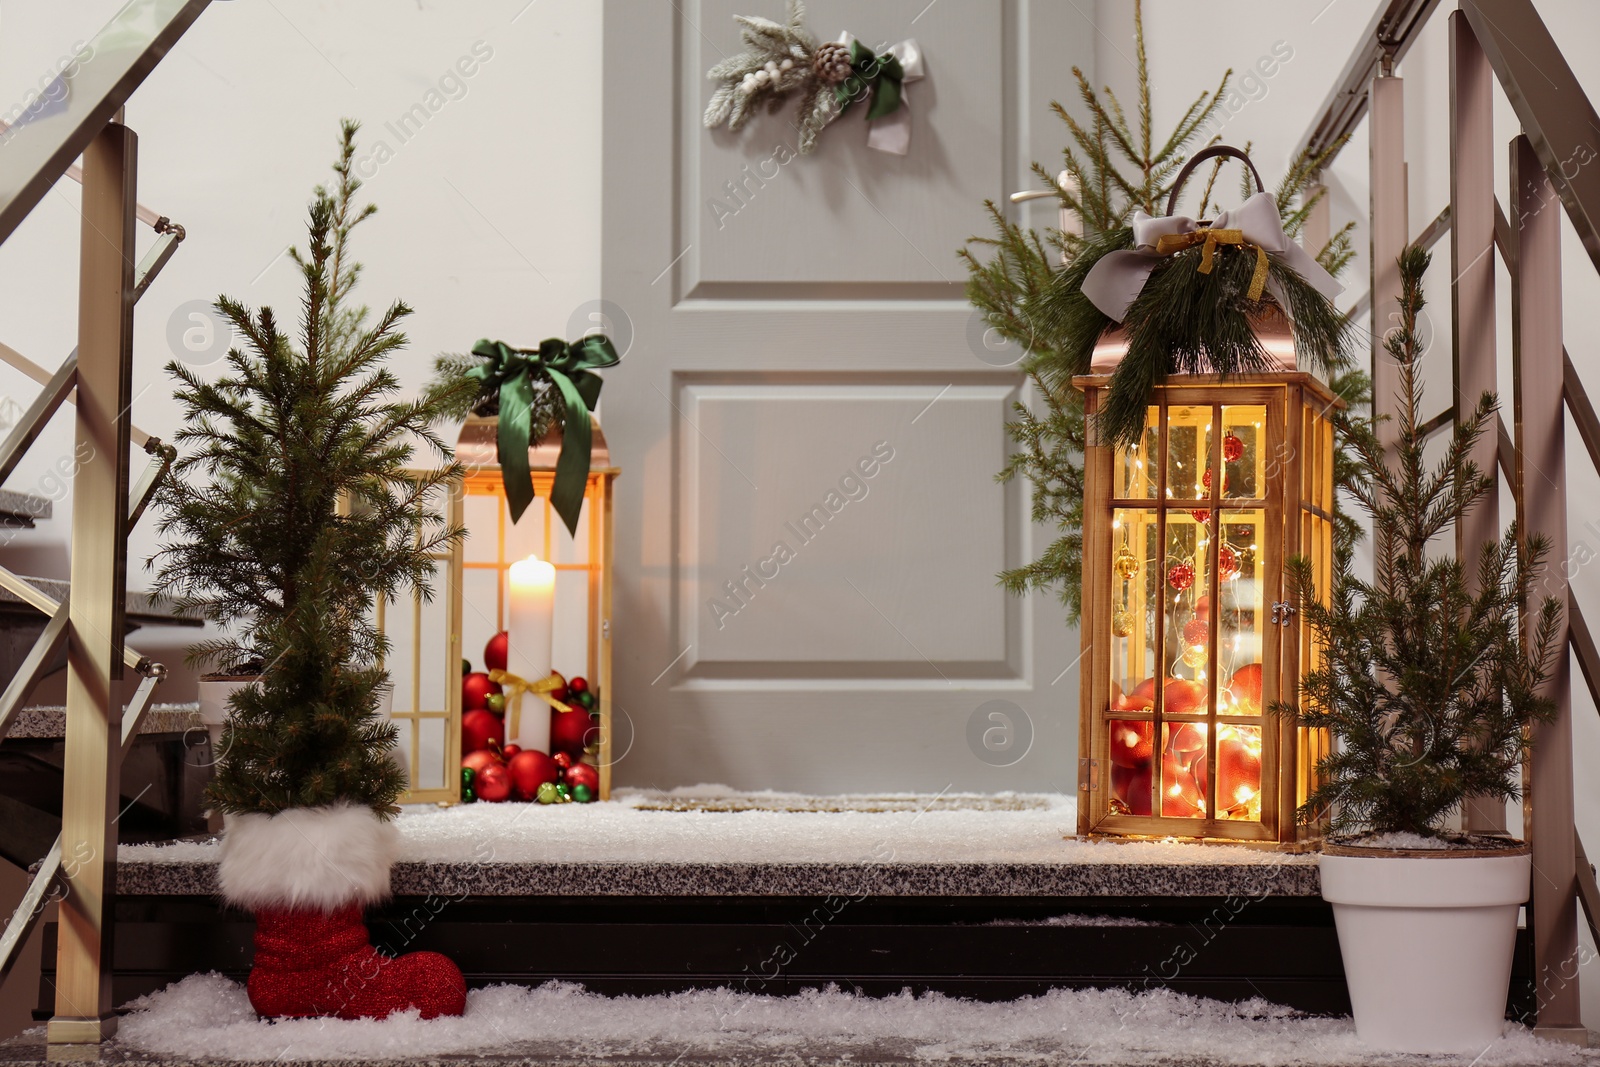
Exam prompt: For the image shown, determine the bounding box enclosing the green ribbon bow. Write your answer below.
[466,335,620,535]
[835,39,904,121]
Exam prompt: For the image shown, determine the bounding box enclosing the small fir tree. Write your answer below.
[1280,246,1562,839]
[961,0,1356,621]
[153,121,468,817]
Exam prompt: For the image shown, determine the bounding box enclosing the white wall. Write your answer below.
[0,0,603,700]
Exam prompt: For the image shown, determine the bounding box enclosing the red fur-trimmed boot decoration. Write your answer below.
[220,802,466,1020]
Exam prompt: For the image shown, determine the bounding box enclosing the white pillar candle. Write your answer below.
[507,553,556,753]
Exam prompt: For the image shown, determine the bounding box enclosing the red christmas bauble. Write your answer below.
[461,749,501,776]
[1182,618,1208,647]
[547,671,568,704]
[564,761,599,794]
[500,744,522,762]
[1195,735,1263,809]
[462,672,502,711]
[567,676,589,696]
[550,707,596,756]
[1129,677,1158,709]
[1164,678,1206,716]
[552,751,573,770]
[461,709,504,756]
[1194,594,1211,620]
[1168,721,1207,756]
[1223,433,1245,463]
[484,631,509,673]
[475,762,513,802]
[1217,545,1240,580]
[1190,509,1211,525]
[1167,562,1194,591]
[1111,763,1152,816]
[1160,749,1203,817]
[507,750,561,799]
[1226,663,1264,713]
[1108,720,1154,769]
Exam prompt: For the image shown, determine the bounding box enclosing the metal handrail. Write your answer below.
[0,0,210,243]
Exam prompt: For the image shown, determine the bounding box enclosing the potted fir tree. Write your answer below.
[152,121,470,1020]
[1281,247,1563,1053]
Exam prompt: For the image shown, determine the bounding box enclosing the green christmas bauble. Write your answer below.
[462,786,476,804]
[462,658,472,676]
[536,781,559,805]
[556,783,571,799]
[461,767,476,787]
[574,690,595,710]
[572,784,593,803]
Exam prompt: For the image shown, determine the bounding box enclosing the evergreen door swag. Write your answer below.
[704,0,925,155]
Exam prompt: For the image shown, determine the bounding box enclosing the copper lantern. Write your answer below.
[379,417,619,804]
[1076,328,1335,844]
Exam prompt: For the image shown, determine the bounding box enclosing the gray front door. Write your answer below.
[601,0,1092,794]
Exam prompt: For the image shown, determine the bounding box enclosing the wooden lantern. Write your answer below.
[1076,346,1336,844]
[380,418,619,804]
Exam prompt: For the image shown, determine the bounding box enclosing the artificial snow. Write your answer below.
[1345,832,1454,850]
[110,972,1590,1066]
[123,788,1313,867]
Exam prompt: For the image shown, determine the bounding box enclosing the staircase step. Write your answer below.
[0,576,201,627]
[0,490,49,528]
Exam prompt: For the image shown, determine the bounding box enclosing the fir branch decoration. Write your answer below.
[703,0,920,155]
[152,121,468,818]
[1277,247,1562,840]
[1047,238,1356,449]
[427,349,563,438]
[962,0,1352,620]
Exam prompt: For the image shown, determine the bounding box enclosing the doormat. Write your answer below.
[630,793,1050,814]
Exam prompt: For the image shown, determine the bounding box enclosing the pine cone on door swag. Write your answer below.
[811,41,854,85]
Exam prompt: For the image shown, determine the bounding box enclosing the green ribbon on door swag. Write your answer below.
[837,39,904,121]
[466,335,619,534]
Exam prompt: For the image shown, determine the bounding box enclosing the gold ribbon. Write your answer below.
[489,668,573,742]
[1154,227,1270,302]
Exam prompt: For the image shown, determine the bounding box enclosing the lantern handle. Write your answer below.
[1164,145,1265,218]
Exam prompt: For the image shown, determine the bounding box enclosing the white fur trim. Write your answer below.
[218,802,397,911]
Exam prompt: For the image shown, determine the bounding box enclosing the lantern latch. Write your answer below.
[1270,601,1296,625]
[1078,757,1100,792]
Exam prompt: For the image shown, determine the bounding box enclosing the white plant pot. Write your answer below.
[197,673,258,726]
[1320,843,1531,1053]
[197,673,261,752]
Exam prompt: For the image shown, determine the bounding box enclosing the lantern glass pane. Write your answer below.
[1162,512,1207,703]
[1160,723,1206,818]
[1110,508,1159,702]
[1221,405,1268,499]
[1108,719,1153,816]
[1209,722,1264,821]
[1165,405,1211,500]
[1216,508,1267,716]
[1115,407,1161,499]
[413,718,448,791]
